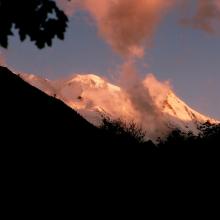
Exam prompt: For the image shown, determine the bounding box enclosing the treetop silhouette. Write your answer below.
[0,0,69,48]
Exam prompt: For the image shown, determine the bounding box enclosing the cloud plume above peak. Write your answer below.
[57,0,176,58]
[119,60,170,137]
[83,0,175,58]
[57,0,220,54]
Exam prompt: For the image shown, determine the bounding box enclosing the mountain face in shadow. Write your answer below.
[0,66,108,150]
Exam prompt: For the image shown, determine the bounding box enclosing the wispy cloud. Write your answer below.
[181,0,220,33]
[57,0,176,58]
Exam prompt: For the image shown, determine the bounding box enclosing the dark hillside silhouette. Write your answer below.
[0,67,156,159]
[1,65,220,170]
[0,66,108,148]
[0,65,127,174]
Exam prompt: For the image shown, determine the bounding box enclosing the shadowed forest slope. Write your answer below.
[0,66,107,149]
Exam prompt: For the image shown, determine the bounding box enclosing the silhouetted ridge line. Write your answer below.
[0,66,107,149]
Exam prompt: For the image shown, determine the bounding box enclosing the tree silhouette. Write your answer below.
[100,117,147,146]
[0,0,69,48]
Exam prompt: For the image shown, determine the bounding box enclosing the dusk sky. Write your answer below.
[1,0,220,119]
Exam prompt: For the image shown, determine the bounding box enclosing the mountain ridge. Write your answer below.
[0,66,116,149]
[20,71,219,140]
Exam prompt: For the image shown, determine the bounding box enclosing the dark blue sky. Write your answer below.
[2,7,220,119]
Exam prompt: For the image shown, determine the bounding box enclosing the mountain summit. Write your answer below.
[20,72,219,140]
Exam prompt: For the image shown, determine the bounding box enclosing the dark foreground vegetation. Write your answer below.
[100,117,220,157]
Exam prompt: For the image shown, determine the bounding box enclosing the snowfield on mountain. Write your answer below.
[20,72,219,141]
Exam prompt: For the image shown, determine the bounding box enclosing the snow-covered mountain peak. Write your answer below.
[19,72,219,140]
[65,74,121,92]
